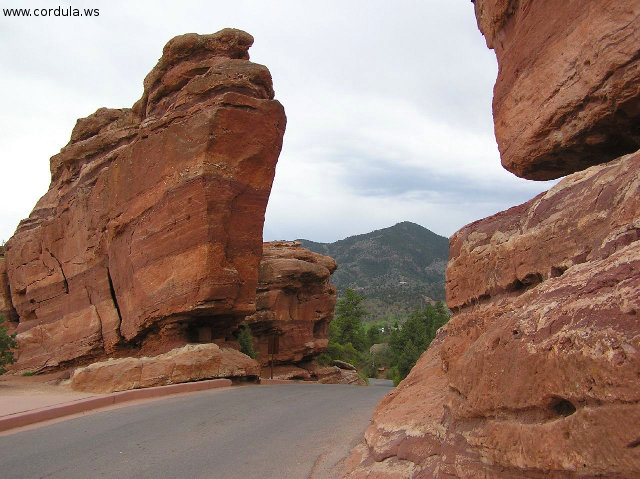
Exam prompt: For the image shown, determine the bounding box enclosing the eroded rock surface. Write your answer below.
[344,153,640,477]
[263,362,366,386]
[447,151,640,311]
[344,1,640,471]
[0,253,18,324]
[241,241,337,366]
[475,0,640,179]
[5,29,286,372]
[70,343,258,393]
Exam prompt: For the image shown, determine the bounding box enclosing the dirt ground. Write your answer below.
[0,371,97,416]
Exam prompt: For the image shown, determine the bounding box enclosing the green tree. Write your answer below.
[237,324,257,359]
[0,315,17,375]
[329,288,368,352]
[387,302,450,385]
[317,341,361,366]
[365,324,382,349]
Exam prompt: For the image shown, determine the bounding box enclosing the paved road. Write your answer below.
[0,381,393,479]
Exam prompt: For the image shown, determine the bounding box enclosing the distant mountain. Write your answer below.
[298,221,449,319]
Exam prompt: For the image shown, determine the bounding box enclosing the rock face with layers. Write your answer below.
[343,2,640,477]
[263,362,366,386]
[0,251,18,324]
[446,152,640,311]
[4,29,286,372]
[70,343,259,393]
[475,0,640,179]
[343,153,640,478]
[241,241,337,366]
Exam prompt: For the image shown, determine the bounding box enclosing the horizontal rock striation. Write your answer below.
[344,152,640,478]
[0,253,18,324]
[241,241,337,366]
[447,150,640,310]
[5,29,286,372]
[475,0,640,179]
[345,0,640,470]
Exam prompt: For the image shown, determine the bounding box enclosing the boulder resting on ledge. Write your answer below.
[475,0,640,179]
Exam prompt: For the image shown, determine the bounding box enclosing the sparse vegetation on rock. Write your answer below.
[237,324,257,360]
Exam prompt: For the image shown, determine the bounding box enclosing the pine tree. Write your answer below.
[237,324,257,359]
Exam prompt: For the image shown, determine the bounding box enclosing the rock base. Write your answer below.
[70,343,259,393]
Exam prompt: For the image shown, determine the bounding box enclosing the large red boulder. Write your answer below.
[0,255,18,324]
[475,0,640,179]
[242,241,338,365]
[343,152,640,477]
[343,0,640,475]
[4,29,286,372]
[70,343,258,393]
[447,151,640,311]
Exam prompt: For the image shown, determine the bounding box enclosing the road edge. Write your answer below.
[0,378,232,433]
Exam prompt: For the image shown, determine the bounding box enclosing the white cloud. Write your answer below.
[0,0,557,244]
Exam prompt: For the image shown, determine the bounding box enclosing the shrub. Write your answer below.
[386,302,450,385]
[237,324,257,359]
[329,288,368,351]
[0,315,17,375]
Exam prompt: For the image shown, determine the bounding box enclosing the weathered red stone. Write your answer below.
[70,343,259,393]
[475,0,640,179]
[345,0,640,471]
[263,362,366,386]
[4,29,286,372]
[344,152,640,477]
[447,151,640,311]
[0,255,18,324]
[241,241,337,366]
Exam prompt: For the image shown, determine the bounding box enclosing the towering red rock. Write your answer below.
[343,2,640,477]
[4,29,286,372]
[475,0,640,179]
[241,241,337,365]
[0,249,18,325]
[343,152,640,478]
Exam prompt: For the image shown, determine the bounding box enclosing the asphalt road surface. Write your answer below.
[1,380,393,479]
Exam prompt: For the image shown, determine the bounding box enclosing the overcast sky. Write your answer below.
[0,0,556,244]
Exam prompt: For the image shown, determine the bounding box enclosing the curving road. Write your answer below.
[0,381,393,479]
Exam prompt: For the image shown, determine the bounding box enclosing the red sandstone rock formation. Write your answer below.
[263,362,366,386]
[343,153,640,477]
[475,0,640,179]
[4,29,286,372]
[241,241,337,366]
[70,343,258,393]
[343,2,640,477]
[447,153,640,311]
[0,254,18,325]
